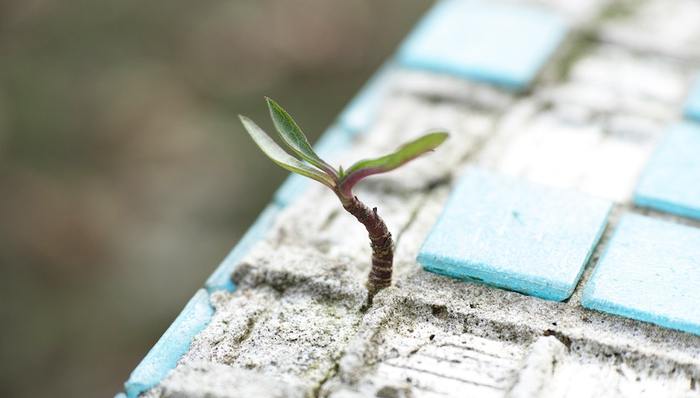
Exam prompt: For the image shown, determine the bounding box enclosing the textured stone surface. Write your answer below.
[634,122,700,220]
[519,0,609,26]
[506,336,567,398]
[418,168,611,301]
[397,0,568,91]
[334,323,525,397]
[145,362,308,398]
[392,69,515,111]
[480,44,690,202]
[154,247,367,397]
[599,0,700,61]
[582,214,700,336]
[128,0,700,396]
[316,271,700,397]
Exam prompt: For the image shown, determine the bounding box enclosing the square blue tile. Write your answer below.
[397,0,568,92]
[205,204,281,292]
[582,214,700,336]
[274,124,352,207]
[634,122,700,221]
[684,74,700,122]
[418,168,611,301]
[337,62,395,135]
[125,289,213,398]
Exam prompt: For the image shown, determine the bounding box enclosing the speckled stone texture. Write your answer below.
[132,0,700,396]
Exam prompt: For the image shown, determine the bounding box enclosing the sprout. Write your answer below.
[240,98,448,302]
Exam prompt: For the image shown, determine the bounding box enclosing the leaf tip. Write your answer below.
[433,131,449,142]
[264,96,280,109]
[425,131,449,149]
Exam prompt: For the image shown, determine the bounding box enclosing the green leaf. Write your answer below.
[344,132,448,178]
[336,132,448,198]
[239,115,335,188]
[266,98,337,177]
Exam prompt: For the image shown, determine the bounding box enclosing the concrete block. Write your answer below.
[525,0,608,26]
[598,0,700,62]
[418,168,611,301]
[325,293,527,398]
[634,122,700,220]
[397,0,568,92]
[152,362,309,398]
[568,47,687,112]
[392,68,515,110]
[205,204,281,292]
[170,283,365,396]
[506,336,566,398]
[125,289,213,398]
[582,213,700,336]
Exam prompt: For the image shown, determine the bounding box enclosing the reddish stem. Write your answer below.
[340,195,393,302]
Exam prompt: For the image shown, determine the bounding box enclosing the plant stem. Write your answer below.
[341,195,393,302]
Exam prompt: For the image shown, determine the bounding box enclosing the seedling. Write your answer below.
[240,98,448,302]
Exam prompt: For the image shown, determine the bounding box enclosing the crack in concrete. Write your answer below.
[382,362,505,390]
[219,307,269,365]
[311,357,340,398]
[310,305,371,397]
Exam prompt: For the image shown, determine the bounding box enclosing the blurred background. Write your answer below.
[0,1,432,397]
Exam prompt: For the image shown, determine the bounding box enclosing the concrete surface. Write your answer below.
[137,0,700,396]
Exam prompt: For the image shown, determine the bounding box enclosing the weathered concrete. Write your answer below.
[145,362,308,398]
[598,0,700,62]
[139,0,700,396]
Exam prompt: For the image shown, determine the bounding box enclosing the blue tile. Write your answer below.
[273,124,353,207]
[205,204,281,292]
[397,0,568,92]
[582,214,700,336]
[125,289,213,398]
[684,74,700,122]
[337,62,395,135]
[418,168,611,301]
[634,122,700,221]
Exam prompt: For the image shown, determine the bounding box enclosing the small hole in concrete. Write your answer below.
[376,386,400,398]
[431,304,447,317]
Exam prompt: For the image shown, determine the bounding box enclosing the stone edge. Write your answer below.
[118,51,395,398]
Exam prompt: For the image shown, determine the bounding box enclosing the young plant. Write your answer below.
[240,98,448,302]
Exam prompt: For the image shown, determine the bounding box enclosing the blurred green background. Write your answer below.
[0,1,431,397]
